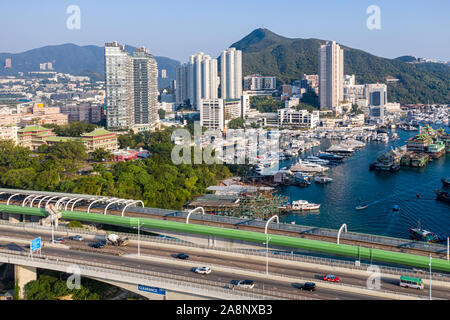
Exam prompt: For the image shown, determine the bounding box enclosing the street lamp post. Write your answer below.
[51,219,54,244]
[447,237,449,261]
[264,235,272,275]
[429,254,432,300]
[263,215,278,277]
[137,219,144,257]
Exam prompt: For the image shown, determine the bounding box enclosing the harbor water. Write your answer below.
[277,128,450,240]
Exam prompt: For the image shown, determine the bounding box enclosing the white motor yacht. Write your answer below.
[291,200,321,211]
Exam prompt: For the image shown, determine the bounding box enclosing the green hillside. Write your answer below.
[230,28,449,104]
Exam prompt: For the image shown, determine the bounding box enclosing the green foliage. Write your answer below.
[351,103,364,115]
[158,108,166,120]
[227,117,245,129]
[43,122,97,137]
[250,96,282,113]
[118,131,150,149]
[92,148,113,162]
[0,128,232,211]
[294,103,318,112]
[233,28,450,104]
[300,92,319,107]
[66,220,83,228]
[14,284,20,300]
[23,273,106,300]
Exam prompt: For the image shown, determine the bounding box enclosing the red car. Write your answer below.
[322,274,340,282]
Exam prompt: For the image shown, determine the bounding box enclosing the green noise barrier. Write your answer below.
[1,204,449,272]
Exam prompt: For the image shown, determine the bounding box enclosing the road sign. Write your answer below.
[30,237,41,253]
[137,284,166,295]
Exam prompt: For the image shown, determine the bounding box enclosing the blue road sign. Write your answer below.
[137,284,166,295]
[30,237,41,252]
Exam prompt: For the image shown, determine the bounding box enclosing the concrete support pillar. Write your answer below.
[8,214,21,223]
[14,265,37,299]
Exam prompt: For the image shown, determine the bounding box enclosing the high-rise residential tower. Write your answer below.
[105,42,134,129]
[176,63,189,106]
[318,41,344,111]
[132,47,159,125]
[220,48,242,100]
[105,42,159,129]
[175,52,218,109]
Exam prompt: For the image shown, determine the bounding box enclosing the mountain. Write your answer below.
[395,55,418,63]
[231,28,450,104]
[0,43,179,87]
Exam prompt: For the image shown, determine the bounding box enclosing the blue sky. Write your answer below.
[1,0,449,62]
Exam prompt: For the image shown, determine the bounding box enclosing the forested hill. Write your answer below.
[230,28,450,104]
[0,43,180,84]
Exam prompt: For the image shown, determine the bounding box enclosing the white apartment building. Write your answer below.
[243,75,276,91]
[105,42,134,129]
[200,98,242,131]
[0,126,19,144]
[176,53,218,110]
[318,41,344,111]
[132,47,159,125]
[220,48,242,100]
[278,108,320,129]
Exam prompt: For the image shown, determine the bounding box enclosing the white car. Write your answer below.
[194,267,212,275]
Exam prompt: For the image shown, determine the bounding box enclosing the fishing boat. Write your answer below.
[435,190,450,204]
[409,223,441,243]
[441,177,450,188]
[290,200,321,211]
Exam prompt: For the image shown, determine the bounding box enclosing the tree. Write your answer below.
[227,118,245,129]
[48,141,88,169]
[92,148,113,162]
[158,108,166,120]
[250,96,282,113]
[300,91,319,107]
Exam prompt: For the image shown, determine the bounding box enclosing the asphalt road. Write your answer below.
[0,227,447,300]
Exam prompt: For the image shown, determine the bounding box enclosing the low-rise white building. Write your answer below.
[200,98,243,130]
[278,108,320,129]
[0,125,19,144]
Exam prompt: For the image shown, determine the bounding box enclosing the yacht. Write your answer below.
[291,200,321,211]
[314,175,333,184]
[290,160,329,173]
[304,156,330,165]
[317,152,343,161]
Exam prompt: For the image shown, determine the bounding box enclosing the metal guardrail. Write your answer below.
[0,248,307,300]
[0,247,426,300]
[1,219,449,283]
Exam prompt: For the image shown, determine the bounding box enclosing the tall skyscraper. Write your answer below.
[318,41,344,111]
[105,42,134,129]
[220,48,242,100]
[176,63,189,106]
[132,47,159,125]
[175,52,218,109]
[105,42,158,129]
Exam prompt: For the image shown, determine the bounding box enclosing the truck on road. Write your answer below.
[106,234,129,246]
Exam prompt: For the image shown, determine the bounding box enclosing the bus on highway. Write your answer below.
[399,276,424,290]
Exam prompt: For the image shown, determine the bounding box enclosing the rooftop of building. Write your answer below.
[81,128,116,137]
[18,125,51,132]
